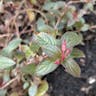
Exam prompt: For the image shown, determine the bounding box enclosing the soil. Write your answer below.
[45,15,96,96]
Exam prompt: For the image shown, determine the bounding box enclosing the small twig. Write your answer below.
[20,28,33,35]
[0,34,11,38]
[0,76,18,89]
[68,0,87,5]
[14,21,20,38]
[90,25,96,29]
[68,24,96,33]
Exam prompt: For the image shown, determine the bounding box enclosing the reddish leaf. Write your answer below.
[64,49,71,57]
[61,40,66,53]
[54,59,60,65]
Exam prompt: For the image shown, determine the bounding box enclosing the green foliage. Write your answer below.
[23,82,30,89]
[28,80,49,96]
[43,1,65,11]
[81,24,90,31]
[21,64,36,75]
[84,2,94,11]
[30,42,40,53]
[1,38,22,56]
[42,45,61,58]
[37,18,55,33]
[0,56,15,70]
[28,84,38,96]
[14,50,25,63]
[35,80,49,96]
[61,32,83,48]
[21,45,34,59]
[34,31,84,77]
[35,60,58,76]
[35,32,56,46]
[62,58,81,77]
[70,48,85,58]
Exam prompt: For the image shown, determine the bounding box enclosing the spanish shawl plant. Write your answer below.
[34,32,84,77]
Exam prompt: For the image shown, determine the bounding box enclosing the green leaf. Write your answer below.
[61,32,83,48]
[37,22,55,33]
[0,56,15,70]
[42,1,65,18]
[37,18,45,27]
[30,0,37,5]
[23,82,29,89]
[35,60,58,76]
[66,10,75,27]
[1,38,22,56]
[67,12,75,27]
[36,17,57,35]
[36,32,56,46]
[43,1,65,11]
[28,84,38,96]
[21,64,36,75]
[30,42,40,53]
[43,45,61,56]
[37,18,55,33]
[14,50,25,63]
[74,20,84,29]
[45,13,56,26]
[62,58,81,77]
[42,45,61,61]
[21,45,34,59]
[0,89,7,96]
[84,3,93,11]
[81,24,90,31]
[57,21,66,30]
[70,48,85,58]
[43,2,55,11]
[36,80,49,96]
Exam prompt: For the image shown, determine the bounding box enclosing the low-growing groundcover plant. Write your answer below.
[0,32,84,96]
[0,0,96,96]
